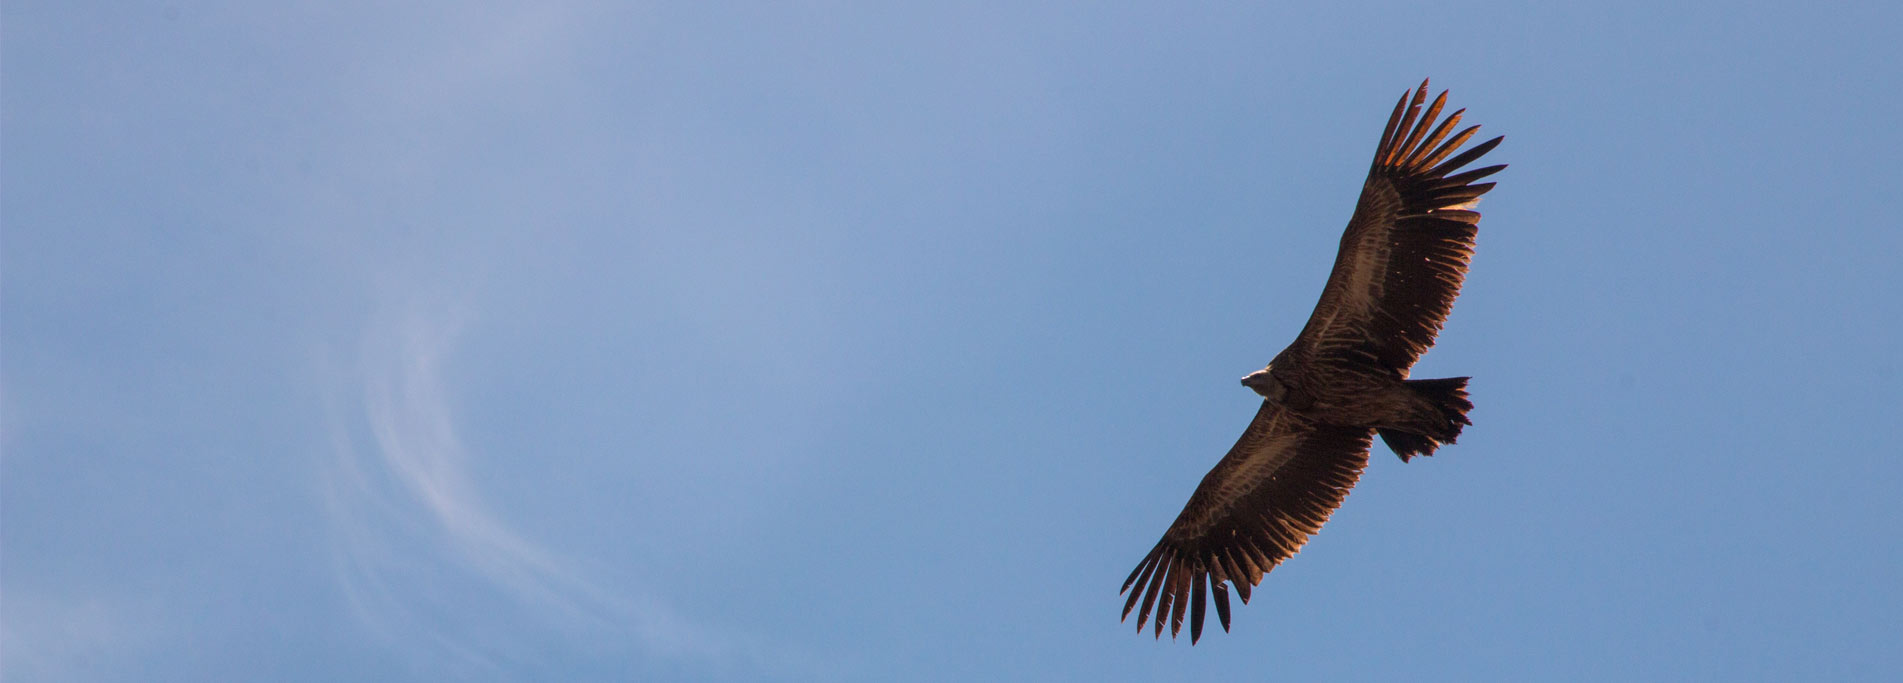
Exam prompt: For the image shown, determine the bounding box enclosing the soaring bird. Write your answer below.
[1121,80,1504,644]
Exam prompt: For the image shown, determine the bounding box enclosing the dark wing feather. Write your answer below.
[1121,401,1374,643]
[1291,80,1505,372]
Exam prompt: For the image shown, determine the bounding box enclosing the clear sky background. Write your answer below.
[5,2,1900,681]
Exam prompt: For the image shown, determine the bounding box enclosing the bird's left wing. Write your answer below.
[1288,81,1505,373]
[1121,401,1374,643]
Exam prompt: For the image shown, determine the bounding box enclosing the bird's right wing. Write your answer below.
[1121,401,1374,643]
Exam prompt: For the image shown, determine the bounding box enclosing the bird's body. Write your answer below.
[1122,80,1504,643]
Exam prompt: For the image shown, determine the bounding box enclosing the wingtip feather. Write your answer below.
[1430,135,1504,177]
[1189,572,1207,644]
[1167,564,1191,639]
[1212,581,1232,633]
[1393,90,1447,168]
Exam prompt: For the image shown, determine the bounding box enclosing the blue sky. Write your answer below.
[5,2,1900,681]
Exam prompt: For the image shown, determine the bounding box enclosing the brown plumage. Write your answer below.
[1121,80,1504,644]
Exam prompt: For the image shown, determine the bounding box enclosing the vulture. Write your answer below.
[1121,80,1504,643]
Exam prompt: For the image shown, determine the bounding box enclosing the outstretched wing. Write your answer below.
[1291,80,1505,373]
[1120,401,1374,643]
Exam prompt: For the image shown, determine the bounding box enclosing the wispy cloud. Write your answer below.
[321,297,842,678]
[293,4,715,668]
[292,4,841,675]
[321,300,744,673]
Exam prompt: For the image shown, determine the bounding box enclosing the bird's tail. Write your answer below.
[1378,377,1472,462]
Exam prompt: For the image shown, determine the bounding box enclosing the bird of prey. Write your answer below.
[1121,80,1504,644]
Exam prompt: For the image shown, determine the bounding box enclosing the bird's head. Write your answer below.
[1241,363,1284,401]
